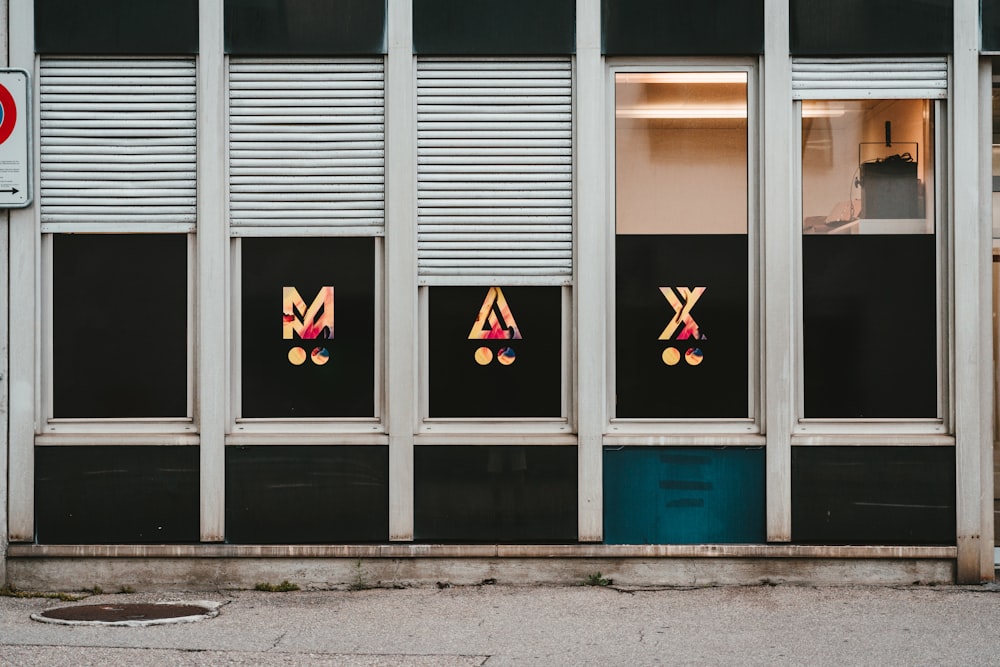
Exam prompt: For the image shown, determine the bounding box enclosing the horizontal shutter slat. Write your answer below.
[40,58,197,228]
[792,58,948,99]
[416,68,574,272]
[229,58,385,229]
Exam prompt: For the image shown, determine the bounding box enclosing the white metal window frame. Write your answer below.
[37,233,199,441]
[413,55,576,437]
[415,284,575,439]
[224,55,389,441]
[229,234,388,441]
[33,56,200,441]
[790,58,950,439]
[604,59,763,441]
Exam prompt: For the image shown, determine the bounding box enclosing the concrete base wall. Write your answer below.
[6,557,956,592]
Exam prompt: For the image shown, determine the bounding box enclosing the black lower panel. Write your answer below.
[226,446,388,543]
[35,446,199,544]
[792,446,955,545]
[415,446,577,543]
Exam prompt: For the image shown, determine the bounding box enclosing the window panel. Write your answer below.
[241,237,376,419]
[52,234,188,419]
[614,71,750,419]
[801,99,938,419]
[428,286,562,418]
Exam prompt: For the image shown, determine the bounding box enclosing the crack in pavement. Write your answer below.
[266,630,288,652]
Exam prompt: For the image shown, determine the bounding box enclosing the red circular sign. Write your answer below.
[0,83,17,145]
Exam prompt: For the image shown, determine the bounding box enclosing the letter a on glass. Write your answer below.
[468,287,522,340]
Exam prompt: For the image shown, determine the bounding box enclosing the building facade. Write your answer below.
[1,0,997,587]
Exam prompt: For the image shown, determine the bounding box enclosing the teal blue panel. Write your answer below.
[603,447,765,544]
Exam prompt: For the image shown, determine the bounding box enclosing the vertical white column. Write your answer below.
[953,0,993,583]
[762,0,793,542]
[979,58,996,582]
[197,0,226,542]
[386,0,416,541]
[575,0,605,542]
[0,0,10,581]
[7,0,35,544]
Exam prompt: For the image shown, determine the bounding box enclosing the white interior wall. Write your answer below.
[615,126,748,234]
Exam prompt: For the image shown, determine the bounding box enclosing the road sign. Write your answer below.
[0,69,30,208]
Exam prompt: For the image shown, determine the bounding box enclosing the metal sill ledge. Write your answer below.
[7,544,958,559]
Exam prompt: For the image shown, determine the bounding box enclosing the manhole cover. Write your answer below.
[31,601,221,627]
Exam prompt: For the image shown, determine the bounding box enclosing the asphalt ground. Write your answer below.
[2,583,1000,666]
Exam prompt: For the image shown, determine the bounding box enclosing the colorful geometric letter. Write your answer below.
[468,287,522,340]
[283,286,334,340]
[659,287,706,341]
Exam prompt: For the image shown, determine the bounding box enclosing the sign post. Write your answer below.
[0,70,30,208]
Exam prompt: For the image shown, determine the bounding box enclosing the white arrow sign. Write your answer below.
[0,69,30,208]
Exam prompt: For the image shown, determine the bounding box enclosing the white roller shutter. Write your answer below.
[229,58,385,230]
[40,58,197,229]
[792,58,948,100]
[417,58,573,283]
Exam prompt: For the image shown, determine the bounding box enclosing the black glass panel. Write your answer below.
[53,234,187,419]
[429,286,562,418]
[986,1,1000,52]
[241,237,375,418]
[802,234,936,418]
[226,446,388,543]
[602,0,763,56]
[35,0,198,54]
[790,0,952,56]
[414,0,574,55]
[792,446,955,545]
[616,235,748,418]
[35,446,199,544]
[414,446,577,543]
[225,0,386,55]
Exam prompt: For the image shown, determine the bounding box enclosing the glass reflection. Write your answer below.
[802,99,934,235]
[615,71,748,235]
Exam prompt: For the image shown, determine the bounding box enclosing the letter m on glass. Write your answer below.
[283,286,334,340]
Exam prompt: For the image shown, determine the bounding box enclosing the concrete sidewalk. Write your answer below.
[2,583,1000,666]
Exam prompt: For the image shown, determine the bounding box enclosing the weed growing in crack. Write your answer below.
[584,572,613,587]
[255,580,301,592]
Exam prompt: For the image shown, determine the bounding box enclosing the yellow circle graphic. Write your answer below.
[311,347,330,366]
[288,347,307,366]
[474,346,493,365]
[662,347,681,366]
[685,348,704,366]
[497,347,516,366]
